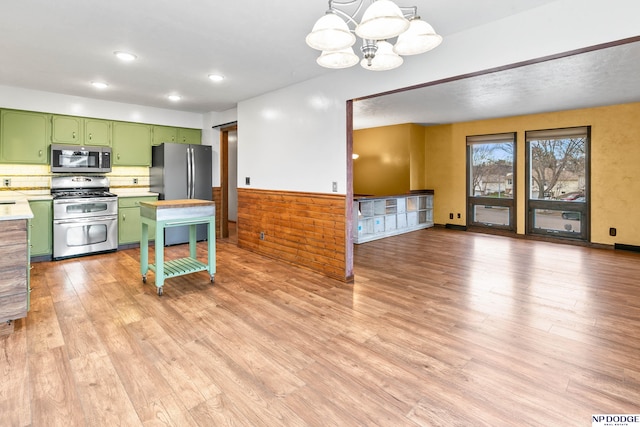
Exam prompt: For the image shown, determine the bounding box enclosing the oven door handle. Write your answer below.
[54,216,117,225]
[54,198,117,204]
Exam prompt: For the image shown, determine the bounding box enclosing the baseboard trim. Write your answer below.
[445,223,468,231]
[614,243,640,253]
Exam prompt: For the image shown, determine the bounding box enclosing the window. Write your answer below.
[525,126,589,240]
[467,133,516,230]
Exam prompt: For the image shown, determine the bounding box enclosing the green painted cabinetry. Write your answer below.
[0,110,50,164]
[28,200,53,257]
[152,125,177,145]
[51,115,111,146]
[51,115,82,144]
[112,122,152,166]
[84,119,111,146]
[177,128,201,144]
[1,109,197,166]
[119,196,158,245]
[152,126,201,146]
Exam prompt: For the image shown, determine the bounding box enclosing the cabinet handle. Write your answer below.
[73,131,76,139]
[89,133,92,140]
[39,150,43,157]
[117,153,120,160]
[123,214,126,221]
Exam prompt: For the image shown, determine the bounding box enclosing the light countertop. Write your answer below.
[0,190,50,220]
[111,189,159,198]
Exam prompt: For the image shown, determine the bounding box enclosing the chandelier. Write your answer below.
[306,0,442,71]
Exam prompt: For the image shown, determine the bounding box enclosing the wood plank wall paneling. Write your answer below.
[237,188,351,282]
[212,187,222,238]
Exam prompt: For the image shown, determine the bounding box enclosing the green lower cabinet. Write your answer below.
[118,196,157,245]
[28,200,53,257]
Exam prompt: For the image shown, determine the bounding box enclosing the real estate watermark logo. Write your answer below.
[592,414,640,427]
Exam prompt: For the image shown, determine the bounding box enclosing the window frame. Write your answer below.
[525,126,590,241]
[466,132,517,232]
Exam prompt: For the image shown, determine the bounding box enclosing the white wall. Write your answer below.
[233,0,640,195]
[203,108,238,187]
[0,85,203,128]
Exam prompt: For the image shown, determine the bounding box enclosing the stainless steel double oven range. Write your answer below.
[51,175,118,259]
[50,144,119,259]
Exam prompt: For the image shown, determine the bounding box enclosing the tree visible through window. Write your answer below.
[467,133,516,230]
[526,126,589,240]
[530,137,586,200]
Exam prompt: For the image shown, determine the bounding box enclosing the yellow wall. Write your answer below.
[353,123,425,195]
[425,101,640,245]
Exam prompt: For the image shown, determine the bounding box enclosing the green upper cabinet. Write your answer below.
[177,128,201,144]
[152,126,201,146]
[152,125,178,146]
[52,115,111,146]
[84,119,111,146]
[112,121,152,166]
[0,109,50,164]
[51,115,83,144]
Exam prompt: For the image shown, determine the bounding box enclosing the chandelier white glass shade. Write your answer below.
[361,40,403,70]
[317,47,360,69]
[356,0,409,40]
[306,0,442,71]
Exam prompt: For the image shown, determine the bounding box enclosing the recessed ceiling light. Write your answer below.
[208,74,225,82]
[167,95,181,102]
[114,51,137,61]
[91,81,109,89]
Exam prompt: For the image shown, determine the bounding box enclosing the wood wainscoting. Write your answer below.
[237,188,350,282]
[212,187,223,238]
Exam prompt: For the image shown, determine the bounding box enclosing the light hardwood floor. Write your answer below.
[1,227,640,426]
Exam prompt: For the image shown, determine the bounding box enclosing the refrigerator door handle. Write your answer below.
[186,147,193,199]
[190,146,196,199]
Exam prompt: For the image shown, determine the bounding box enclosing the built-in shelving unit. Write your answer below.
[353,191,434,244]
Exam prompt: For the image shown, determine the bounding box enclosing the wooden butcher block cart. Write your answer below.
[139,199,215,296]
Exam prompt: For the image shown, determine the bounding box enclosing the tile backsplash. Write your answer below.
[0,164,149,191]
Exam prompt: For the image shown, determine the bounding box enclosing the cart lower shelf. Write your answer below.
[143,257,214,295]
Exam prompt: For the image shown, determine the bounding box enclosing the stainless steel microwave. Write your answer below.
[50,144,112,173]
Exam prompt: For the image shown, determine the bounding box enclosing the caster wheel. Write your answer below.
[157,287,163,296]
[142,275,147,283]
[210,275,215,283]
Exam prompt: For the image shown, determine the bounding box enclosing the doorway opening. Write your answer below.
[219,124,238,242]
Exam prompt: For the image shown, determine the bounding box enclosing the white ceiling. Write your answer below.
[0,0,558,114]
[352,39,640,129]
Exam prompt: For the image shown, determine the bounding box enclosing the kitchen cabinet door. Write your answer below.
[0,110,50,164]
[177,128,201,144]
[84,119,111,146]
[52,115,83,144]
[112,122,152,166]
[28,200,52,256]
[152,125,177,146]
[118,196,157,245]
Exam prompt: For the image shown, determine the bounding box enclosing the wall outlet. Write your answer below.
[449,213,453,219]
[332,181,338,192]
[457,213,461,218]
[245,177,251,185]
[133,178,138,184]
[3,178,10,187]
[259,231,265,240]
[610,227,617,236]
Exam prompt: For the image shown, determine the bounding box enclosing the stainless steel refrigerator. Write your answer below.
[150,143,213,245]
